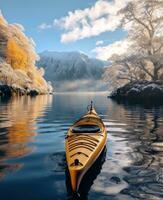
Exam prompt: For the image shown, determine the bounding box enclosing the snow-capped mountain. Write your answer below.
[37,51,106,81]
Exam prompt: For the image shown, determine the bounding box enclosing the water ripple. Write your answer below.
[0,94,163,200]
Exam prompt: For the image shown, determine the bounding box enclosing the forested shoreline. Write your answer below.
[104,0,163,103]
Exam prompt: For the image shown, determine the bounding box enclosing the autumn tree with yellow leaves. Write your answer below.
[6,39,28,70]
[0,12,53,94]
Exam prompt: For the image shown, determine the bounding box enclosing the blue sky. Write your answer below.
[0,0,126,59]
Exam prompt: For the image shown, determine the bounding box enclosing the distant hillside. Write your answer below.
[38,51,106,81]
[37,51,108,92]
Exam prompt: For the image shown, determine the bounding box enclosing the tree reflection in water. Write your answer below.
[108,101,163,199]
[0,95,52,179]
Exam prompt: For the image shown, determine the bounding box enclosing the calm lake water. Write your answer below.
[0,93,163,200]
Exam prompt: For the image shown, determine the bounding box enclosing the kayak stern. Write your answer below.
[69,168,83,192]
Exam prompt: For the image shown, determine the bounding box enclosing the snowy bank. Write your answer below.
[109,81,163,103]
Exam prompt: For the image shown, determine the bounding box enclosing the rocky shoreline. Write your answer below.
[109,81,163,104]
[0,84,50,97]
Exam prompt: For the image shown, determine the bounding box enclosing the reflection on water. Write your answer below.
[48,151,66,172]
[0,95,52,179]
[0,93,163,200]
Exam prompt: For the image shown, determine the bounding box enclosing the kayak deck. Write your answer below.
[65,106,107,192]
[67,133,105,170]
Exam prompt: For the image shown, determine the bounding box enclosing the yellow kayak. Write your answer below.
[65,102,107,193]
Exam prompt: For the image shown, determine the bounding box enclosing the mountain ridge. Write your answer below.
[37,51,107,81]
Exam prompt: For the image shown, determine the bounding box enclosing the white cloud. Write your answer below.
[38,23,52,30]
[54,0,132,43]
[96,40,104,46]
[92,39,132,60]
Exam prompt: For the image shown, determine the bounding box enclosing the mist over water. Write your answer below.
[0,93,163,200]
[52,80,108,92]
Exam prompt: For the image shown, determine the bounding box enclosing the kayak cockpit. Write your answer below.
[71,124,101,133]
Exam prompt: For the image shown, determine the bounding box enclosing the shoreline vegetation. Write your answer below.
[0,13,53,97]
[103,0,163,105]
